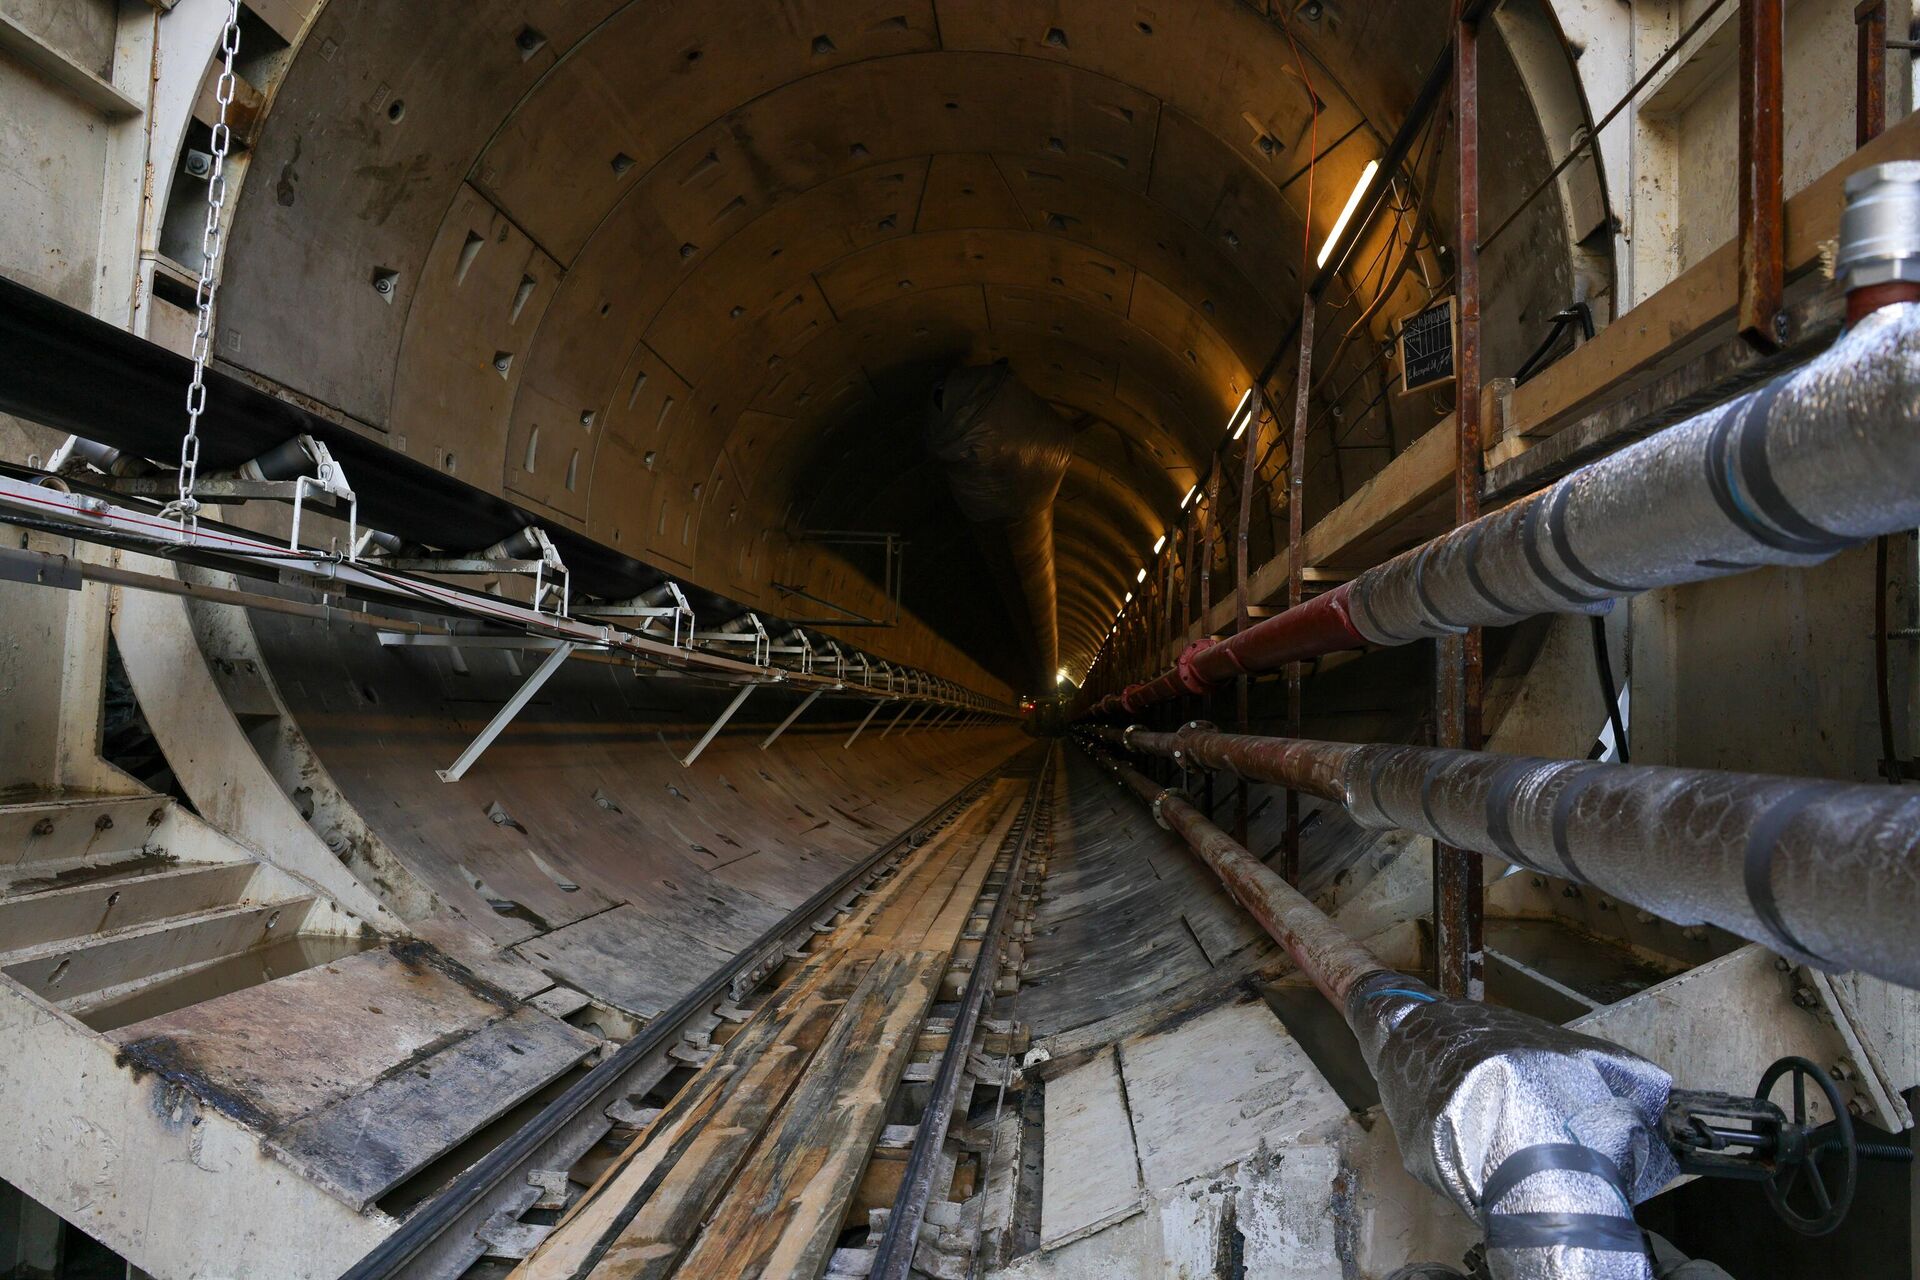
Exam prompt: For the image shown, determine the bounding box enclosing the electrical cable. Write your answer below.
[1590,613,1629,763]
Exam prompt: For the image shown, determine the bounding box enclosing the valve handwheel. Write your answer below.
[1757,1055,1857,1236]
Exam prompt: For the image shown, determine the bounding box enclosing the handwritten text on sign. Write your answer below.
[1398,297,1456,394]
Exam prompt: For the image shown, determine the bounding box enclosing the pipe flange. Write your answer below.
[1838,161,1920,291]
[1175,638,1219,695]
[1121,723,1149,752]
[1149,786,1188,830]
[1171,720,1217,768]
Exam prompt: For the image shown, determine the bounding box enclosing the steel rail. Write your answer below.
[869,750,1053,1279]
[336,758,1020,1280]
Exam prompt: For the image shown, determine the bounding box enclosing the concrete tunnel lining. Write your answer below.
[213,0,1590,694]
[10,2,1814,1276]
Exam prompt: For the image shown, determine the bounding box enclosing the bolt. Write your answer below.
[1530,877,1544,888]
[1636,910,1655,924]
[1848,1098,1870,1118]
[1793,985,1819,1008]
[1775,957,1793,972]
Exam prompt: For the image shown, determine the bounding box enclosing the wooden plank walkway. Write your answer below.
[510,777,1029,1280]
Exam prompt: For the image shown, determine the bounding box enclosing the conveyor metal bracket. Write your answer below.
[760,687,825,750]
[437,640,579,782]
[681,680,760,767]
[844,699,889,749]
[582,580,695,649]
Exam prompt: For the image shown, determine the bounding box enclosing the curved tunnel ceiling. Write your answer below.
[218,0,1587,694]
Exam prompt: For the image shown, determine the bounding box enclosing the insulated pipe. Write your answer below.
[1090,164,1920,720]
[1084,743,1672,1280]
[1096,724,1920,991]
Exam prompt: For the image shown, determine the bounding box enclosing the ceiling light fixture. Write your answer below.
[1153,533,1167,554]
[1318,159,1380,269]
[1136,567,1147,584]
[1229,387,1256,440]
[1182,485,1198,508]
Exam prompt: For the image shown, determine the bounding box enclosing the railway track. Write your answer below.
[338,746,1052,1280]
[485,747,1053,1280]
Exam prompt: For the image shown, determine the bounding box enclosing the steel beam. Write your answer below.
[1738,0,1786,349]
[1432,5,1487,1000]
[759,688,823,750]
[1857,0,1888,146]
[680,682,758,767]
[437,641,577,782]
[844,700,887,749]
[885,702,932,739]
[1234,392,1259,845]
[378,632,569,650]
[1283,304,1314,886]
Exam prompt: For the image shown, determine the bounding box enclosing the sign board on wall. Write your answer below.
[1397,297,1456,394]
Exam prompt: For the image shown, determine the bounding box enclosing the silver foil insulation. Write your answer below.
[1348,972,1677,1280]
[1345,301,1920,646]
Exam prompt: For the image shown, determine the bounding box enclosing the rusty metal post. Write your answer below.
[1199,462,1218,630]
[1181,512,1196,645]
[1738,0,1786,350]
[1160,550,1176,676]
[1200,461,1220,816]
[1435,8,1485,1000]
[1282,305,1314,886]
[1857,0,1888,145]
[1858,0,1902,784]
[1180,508,1197,729]
[1234,392,1261,845]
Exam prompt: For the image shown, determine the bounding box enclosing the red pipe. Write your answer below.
[1090,580,1367,718]
[1096,747,1388,1007]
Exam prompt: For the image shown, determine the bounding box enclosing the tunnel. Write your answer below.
[1,2,1918,1278]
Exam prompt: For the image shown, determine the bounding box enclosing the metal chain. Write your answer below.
[169,0,243,538]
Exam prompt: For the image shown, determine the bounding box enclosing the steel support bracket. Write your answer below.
[681,682,758,767]
[760,687,824,750]
[437,640,579,782]
[845,699,891,749]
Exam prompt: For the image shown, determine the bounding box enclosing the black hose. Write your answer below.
[1591,613,1629,763]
